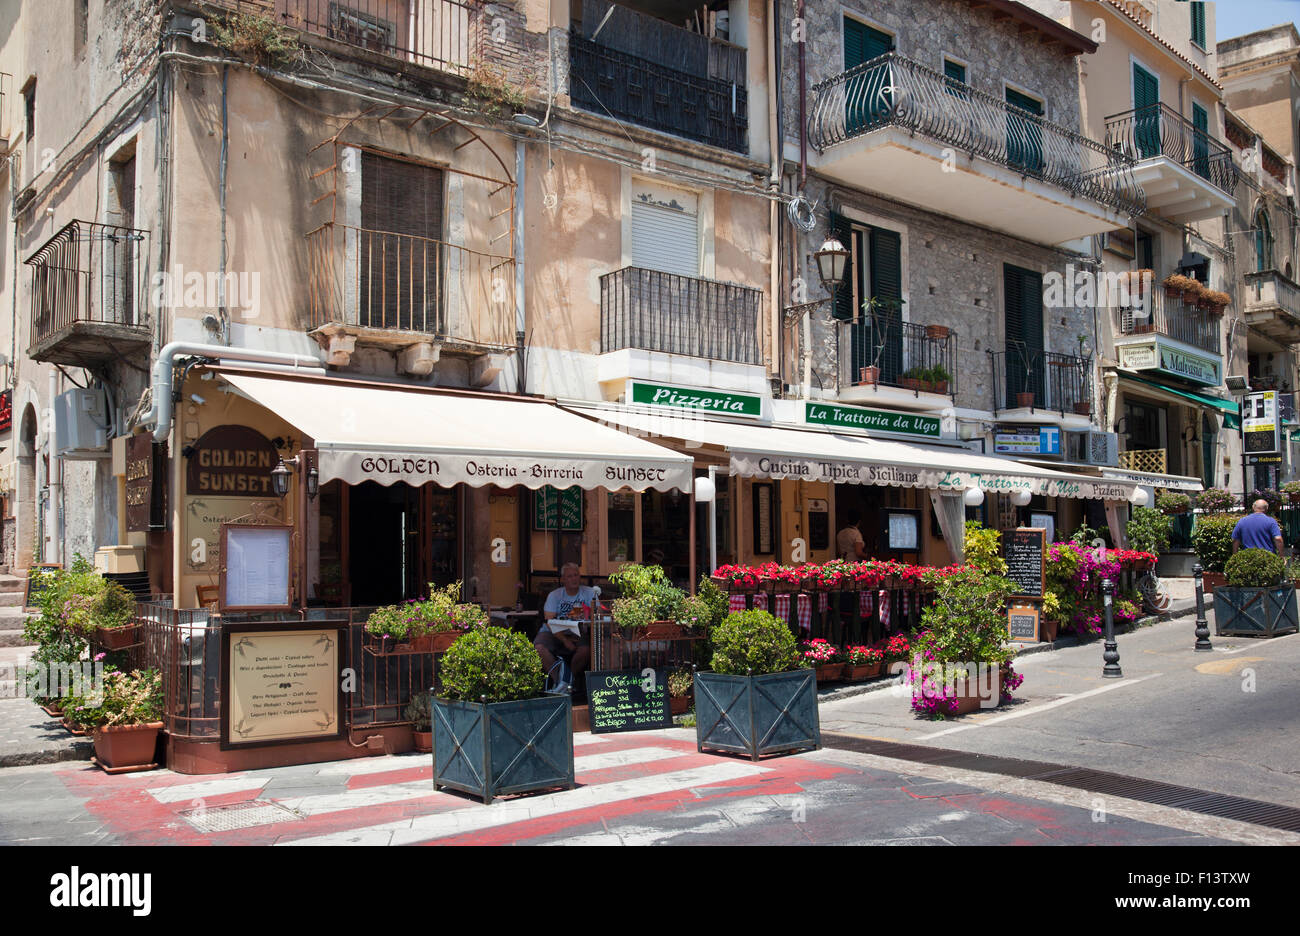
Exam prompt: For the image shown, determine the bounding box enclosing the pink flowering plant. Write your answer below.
[800,638,843,665]
[1043,544,1147,637]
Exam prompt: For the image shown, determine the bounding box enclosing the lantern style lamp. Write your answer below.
[271,459,292,498]
[813,237,849,290]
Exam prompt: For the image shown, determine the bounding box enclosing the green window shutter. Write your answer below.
[1132,63,1161,158]
[1191,102,1209,178]
[1005,88,1042,115]
[829,211,856,321]
[1004,264,1044,403]
[944,59,966,84]
[844,18,892,68]
[1191,2,1206,48]
[868,227,902,303]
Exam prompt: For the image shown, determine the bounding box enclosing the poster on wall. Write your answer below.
[185,497,282,573]
[222,624,345,748]
[220,524,293,611]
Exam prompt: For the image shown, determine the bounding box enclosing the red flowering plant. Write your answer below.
[802,560,846,590]
[844,561,882,589]
[800,638,843,665]
[845,645,883,666]
[712,564,761,592]
[882,632,911,663]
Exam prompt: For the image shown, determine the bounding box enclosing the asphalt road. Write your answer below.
[821,610,1300,808]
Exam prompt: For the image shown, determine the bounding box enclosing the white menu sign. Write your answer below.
[223,524,292,610]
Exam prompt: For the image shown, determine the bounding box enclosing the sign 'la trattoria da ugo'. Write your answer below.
[187,425,280,496]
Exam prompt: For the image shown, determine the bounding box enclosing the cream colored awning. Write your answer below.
[221,373,694,492]
[564,404,1142,501]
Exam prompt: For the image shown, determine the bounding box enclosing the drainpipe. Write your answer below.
[48,369,62,564]
[514,139,526,393]
[147,342,325,443]
[797,0,806,188]
[219,64,230,345]
[769,0,783,391]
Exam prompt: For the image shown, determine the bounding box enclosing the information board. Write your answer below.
[533,486,584,532]
[1008,603,1040,643]
[586,668,672,733]
[220,524,293,612]
[1005,528,1046,598]
[221,624,346,748]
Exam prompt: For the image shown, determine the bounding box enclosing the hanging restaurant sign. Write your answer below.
[1118,340,1221,386]
[631,381,761,417]
[125,434,168,532]
[187,425,280,496]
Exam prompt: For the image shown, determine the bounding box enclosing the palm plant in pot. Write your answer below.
[432,626,573,803]
[70,668,164,772]
[1215,548,1298,638]
[695,609,819,760]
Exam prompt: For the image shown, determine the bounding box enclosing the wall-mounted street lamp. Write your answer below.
[271,454,319,500]
[783,236,851,398]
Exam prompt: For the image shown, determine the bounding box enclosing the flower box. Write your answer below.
[901,377,947,395]
[92,722,164,770]
[925,324,950,340]
[844,663,879,681]
[432,694,574,804]
[1072,401,1092,416]
[1213,584,1299,638]
[814,663,844,682]
[93,625,140,650]
[695,669,820,760]
[412,730,433,754]
[409,631,460,654]
[625,620,685,640]
[1015,392,1036,408]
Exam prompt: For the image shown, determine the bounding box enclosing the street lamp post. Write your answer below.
[1102,577,1122,678]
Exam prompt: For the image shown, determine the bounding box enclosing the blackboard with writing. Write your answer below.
[1005,528,1046,598]
[24,564,63,611]
[1008,605,1039,643]
[533,486,584,532]
[587,668,672,734]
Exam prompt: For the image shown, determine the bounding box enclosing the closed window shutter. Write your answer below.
[829,211,856,321]
[1191,2,1206,47]
[944,59,966,84]
[844,19,892,69]
[360,152,444,331]
[629,200,698,276]
[867,227,903,380]
[869,227,902,302]
[1004,264,1044,401]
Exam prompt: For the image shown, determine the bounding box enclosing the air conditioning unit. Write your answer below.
[54,388,110,458]
[1069,430,1118,467]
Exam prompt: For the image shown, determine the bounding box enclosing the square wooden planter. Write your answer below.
[695,669,820,761]
[1213,585,1299,638]
[431,694,574,804]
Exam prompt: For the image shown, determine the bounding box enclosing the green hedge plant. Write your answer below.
[709,610,803,676]
[438,626,545,703]
[1190,515,1237,574]
[1126,506,1170,556]
[1225,548,1286,588]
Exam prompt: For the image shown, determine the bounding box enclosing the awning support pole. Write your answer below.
[688,481,697,595]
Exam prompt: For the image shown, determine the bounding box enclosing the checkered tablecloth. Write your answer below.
[726,592,818,631]
[879,590,890,630]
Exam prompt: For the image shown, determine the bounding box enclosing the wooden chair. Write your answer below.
[196,585,220,610]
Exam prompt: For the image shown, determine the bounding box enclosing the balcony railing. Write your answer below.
[1114,287,1221,355]
[1104,103,1237,196]
[1243,269,1300,316]
[848,317,957,398]
[990,348,1089,414]
[306,222,515,347]
[600,266,763,365]
[25,220,150,350]
[807,52,1145,217]
[205,0,476,74]
[568,35,748,153]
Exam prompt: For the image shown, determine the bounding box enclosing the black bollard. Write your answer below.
[1102,577,1122,678]
[1192,563,1213,652]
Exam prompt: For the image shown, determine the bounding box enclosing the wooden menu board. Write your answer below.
[1004,528,1046,598]
[1007,602,1040,643]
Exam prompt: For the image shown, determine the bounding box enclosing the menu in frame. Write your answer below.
[221,523,293,611]
[1005,527,1047,598]
[222,625,346,748]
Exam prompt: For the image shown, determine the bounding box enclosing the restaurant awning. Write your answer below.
[1022,458,1204,493]
[565,404,1141,501]
[1119,372,1241,430]
[220,372,695,492]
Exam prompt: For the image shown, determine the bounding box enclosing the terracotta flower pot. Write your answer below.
[413,730,433,753]
[1201,571,1226,595]
[409,631,460,653]
[867,661,883,678]
[946,671,1004,717]
[859,366,880,385]
[642,621,685,639]
[670,696,690,715]
[1073,401,1092,416]
[94,625,140,651]
[845,664,872,681]
[925,324,950,340]
[1016,392,1036,408]
[1039,617,1059,642]
[815,663,844,682]
[92,722,163,769]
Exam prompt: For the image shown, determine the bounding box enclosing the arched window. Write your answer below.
[1255,205,1274,272]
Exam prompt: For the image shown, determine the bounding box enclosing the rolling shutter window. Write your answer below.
[629,184,699,277]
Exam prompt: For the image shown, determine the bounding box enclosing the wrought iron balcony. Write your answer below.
[26,220,151,365]
[306,222,515,349]
[990,347,1089,415]
[847,317,957,398]
[1114,287,1221,355]
[600,266,763,365]
[807,52,1145,220]
[568,35,748,153]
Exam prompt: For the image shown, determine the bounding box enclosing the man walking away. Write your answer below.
[1232,499,1284,555]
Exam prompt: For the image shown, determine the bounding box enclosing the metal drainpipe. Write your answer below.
[514,139,526,393]
[219,64,230,345]
[48,369,62,565]
[797,0,806,188]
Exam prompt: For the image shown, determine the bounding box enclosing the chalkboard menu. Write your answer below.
[533,486,584,532]
[24,564,63,611]
[1005,528,1046,598]
[1007,603,1040,643]
[587,669,672,733]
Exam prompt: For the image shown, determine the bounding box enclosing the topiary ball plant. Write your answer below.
[709,610,802,676]
[1224,548,1286,588]
[437,626,545,703]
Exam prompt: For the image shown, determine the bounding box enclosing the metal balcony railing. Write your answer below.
[205,0,476,74]
[568,35,748,153]
[1114,287,1221,355]
[807,52,1145,217]
[848,317,958,398]
[306,222,515,347]
[1104,103,1237,196]
[990,347,1089,414]
[25,220,150,349]
[600,266,763,365]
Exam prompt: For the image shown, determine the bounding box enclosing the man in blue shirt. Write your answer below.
[1232,500,1284,555]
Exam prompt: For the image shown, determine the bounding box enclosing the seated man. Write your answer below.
[536,562,595,694]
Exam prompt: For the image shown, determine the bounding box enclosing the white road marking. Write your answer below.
[918,673,1164,741]
[276,761,771,846]
[148,776,267,803]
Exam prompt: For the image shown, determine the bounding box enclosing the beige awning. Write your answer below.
[564,404,1142,501]
[221,373,694,492]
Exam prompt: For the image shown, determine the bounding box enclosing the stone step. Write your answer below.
[0,575,26,593]
[0,592,24,607]
[0,630,33,649]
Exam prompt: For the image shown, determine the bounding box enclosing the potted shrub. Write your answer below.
[1199,289,1230,313]
[908,568,1023,718]
[611,564,685,638]
[432,626,573,803]
[801,638,844,681]
[405,690,432,753]
[71,668,164,772]
[1199,487,1235,512]
[1125,506,1170,558]
[844,645,883,680]
[1215,549,1298,637]
[695,609,819,760]
[87,580,138,650]
[1282,481,1300,505]
[882,632,911,671]
[1156,491,1191,516]
[667,668,693,715]
[1191,514,1236,593]
[1162,273,1202,303]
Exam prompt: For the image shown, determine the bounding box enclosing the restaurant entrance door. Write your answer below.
[348,481,424,606]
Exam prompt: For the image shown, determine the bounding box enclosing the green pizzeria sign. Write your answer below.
[804,402,941,438]
[630,381,761,417]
